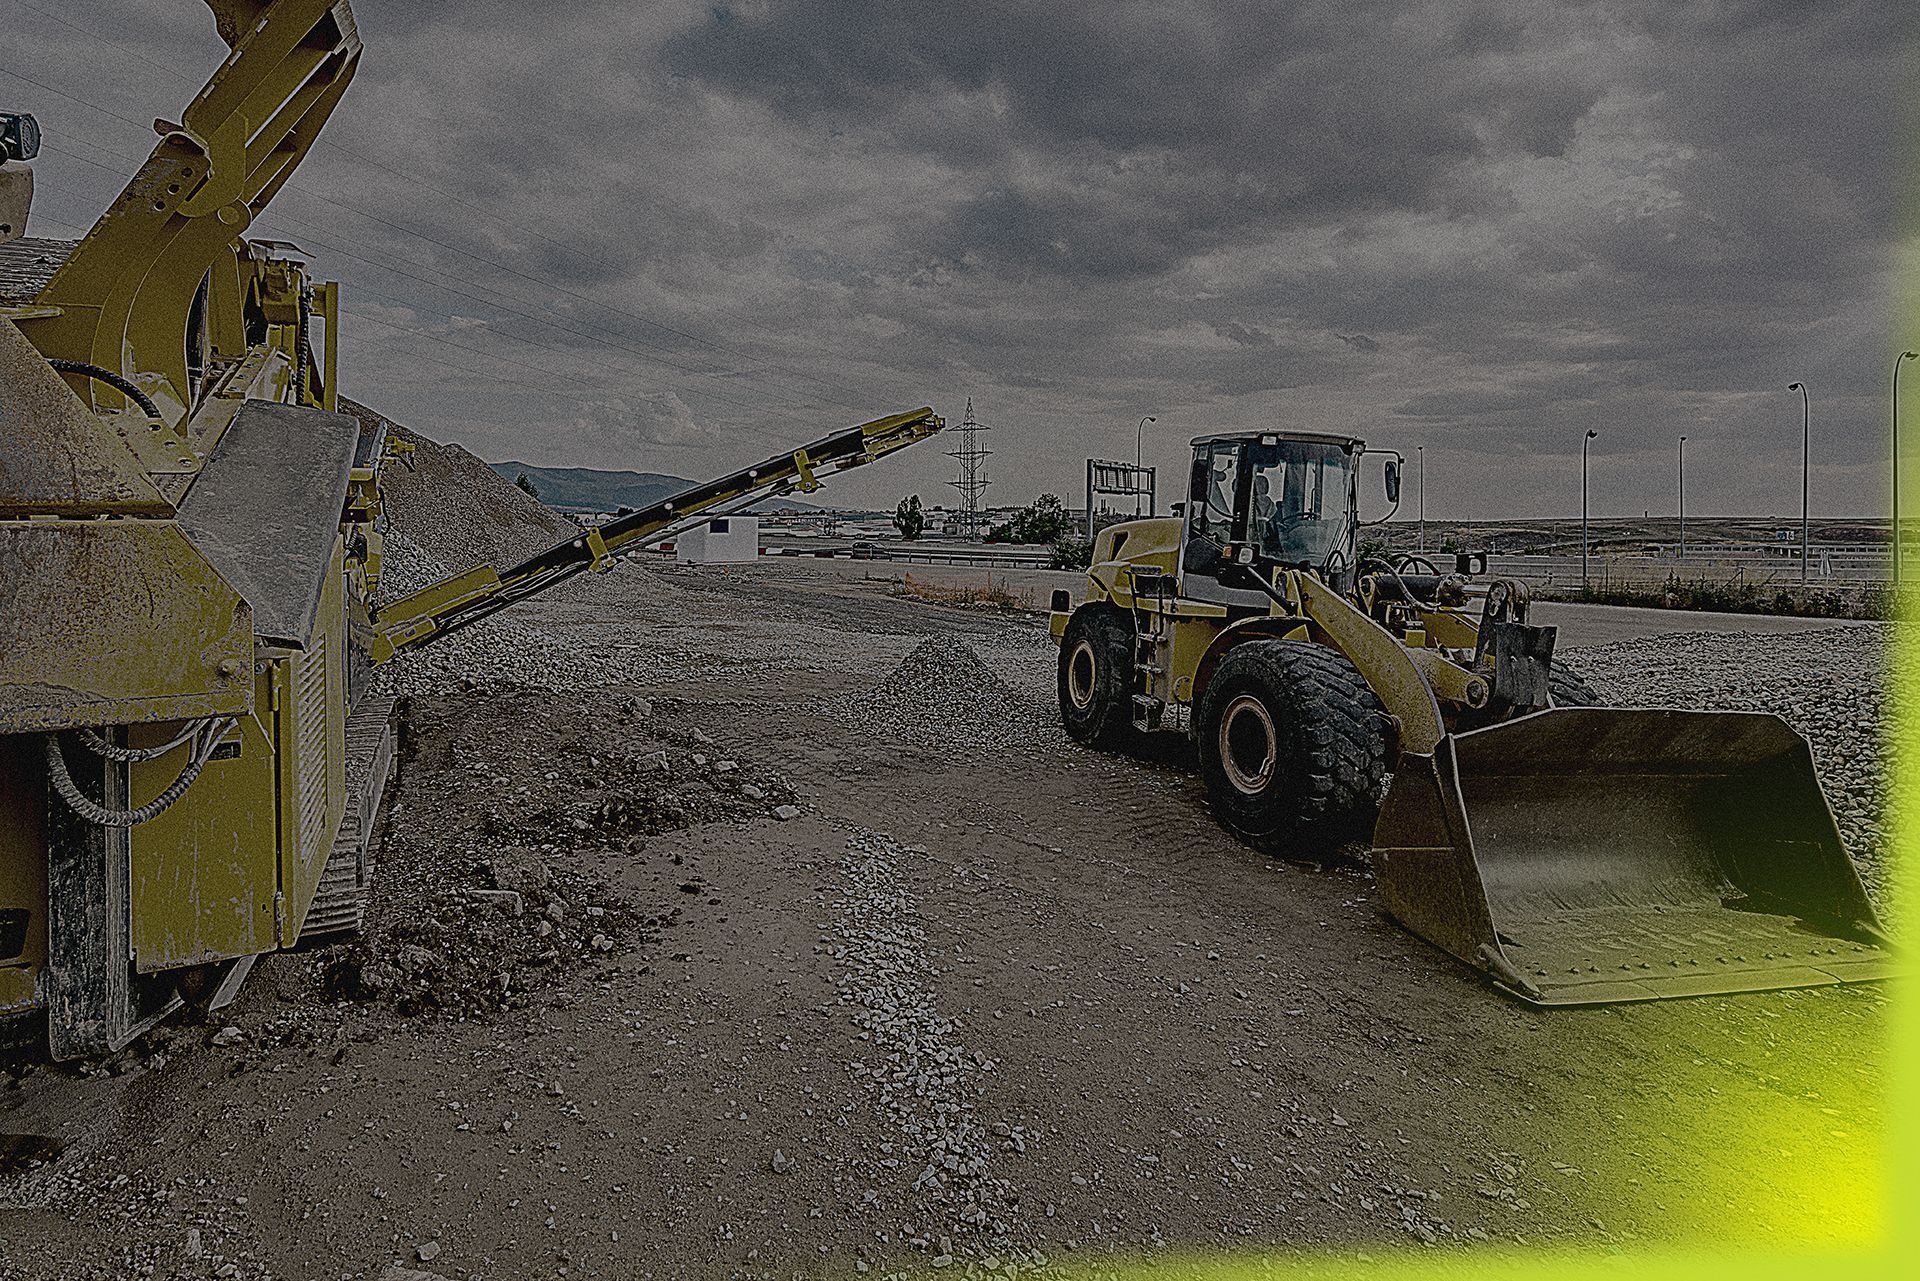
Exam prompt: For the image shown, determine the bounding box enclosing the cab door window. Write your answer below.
[1184,442,1243,579]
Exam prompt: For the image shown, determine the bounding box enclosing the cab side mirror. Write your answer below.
[1384,460,1401,504]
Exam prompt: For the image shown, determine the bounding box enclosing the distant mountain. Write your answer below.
[487,462,823,514]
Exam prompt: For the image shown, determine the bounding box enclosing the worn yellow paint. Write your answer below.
[1285,574,1450,751]
[371,563,504,661]
[0,317,170,517]
[129,706,278,972]
[374,408,947,662]
[0,520,253,734]
[1060,516,1454,749]
[15,0,359,428]
[1402,647,1485,710]
[0,3,370,1045]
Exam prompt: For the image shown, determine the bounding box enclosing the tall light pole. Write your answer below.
[1581,429,1598,592]
[1135,415,1156,515]
[1677,435,1687,561]
[1894,353,1918,587]
[1417,446,1426,551]
[1788,382,1810,583]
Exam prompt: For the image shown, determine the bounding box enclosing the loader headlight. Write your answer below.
[1,112,40,163]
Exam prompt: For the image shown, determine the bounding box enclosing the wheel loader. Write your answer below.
[0,0,944,1059]
[1051,430,1891,1004]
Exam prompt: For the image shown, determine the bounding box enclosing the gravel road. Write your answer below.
[0,554,1897,1279]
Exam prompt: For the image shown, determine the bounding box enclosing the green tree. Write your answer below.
[1050,535,1094,570]
[989,493,1075,544]
[514,472,539,499]
[893,494,926,540]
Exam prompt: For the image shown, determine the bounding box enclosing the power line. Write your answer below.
[27,184,826,450]
[0,58,746,383]
[0,21,885,409]
[29,137,841,419]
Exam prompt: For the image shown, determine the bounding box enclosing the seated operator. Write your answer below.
[1252,473,1277,549]
[1261,465,1317,563]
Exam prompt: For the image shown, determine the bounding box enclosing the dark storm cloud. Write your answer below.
[662,1,1606,280]
[9,0,1911,517]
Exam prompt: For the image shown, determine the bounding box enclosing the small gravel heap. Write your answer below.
[1564,624,1897,897]
[823,636,1049,751]
[831,827,1043,1274]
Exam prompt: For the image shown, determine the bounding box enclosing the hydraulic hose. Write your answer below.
[44,718,236,828]
[1359,556,1439,608]
[73,720,203,763]
[45,358,162,420]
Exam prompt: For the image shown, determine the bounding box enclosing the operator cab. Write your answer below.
[1179,431,1369,610]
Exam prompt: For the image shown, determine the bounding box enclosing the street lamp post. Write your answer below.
[1894,353,1918,587]
[1678,435,1687,561]
[1417,446,1425,551]
[1581,429,1598,593]
[1788,382,1810,583]
[1135,415,1157,515]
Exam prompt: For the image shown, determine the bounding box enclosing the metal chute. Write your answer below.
[1373,707,1892,1004]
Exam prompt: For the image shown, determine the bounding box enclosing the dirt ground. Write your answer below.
[0,560,1892,1281]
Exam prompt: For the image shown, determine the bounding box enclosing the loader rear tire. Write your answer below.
[1196,639,1390,856]
[1547,663,1604,707]
[1059,604,1136,748]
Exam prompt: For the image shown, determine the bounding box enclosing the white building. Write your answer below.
[675,515,760,564]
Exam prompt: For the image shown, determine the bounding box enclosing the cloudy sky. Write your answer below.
[8,1,1914,518]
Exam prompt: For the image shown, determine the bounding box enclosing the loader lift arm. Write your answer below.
[369,406,944,661]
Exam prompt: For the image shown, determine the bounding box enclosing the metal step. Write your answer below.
[298,695,396,942]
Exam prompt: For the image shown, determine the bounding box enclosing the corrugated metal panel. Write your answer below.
[294,631,331,883]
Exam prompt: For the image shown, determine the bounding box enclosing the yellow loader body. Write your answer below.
[1054,435,1890,1005]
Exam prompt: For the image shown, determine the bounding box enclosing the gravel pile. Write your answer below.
[320,690,802,1025]
[830,827,1043,1275]
[373,533,639,697]
[313,851,648,1021]
[822,636,1053,752]
[0,1137,267,1281]
[343,400,579,594]
[1563,625,1897,895]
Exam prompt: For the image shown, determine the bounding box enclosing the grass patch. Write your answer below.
[890,572,1032,613]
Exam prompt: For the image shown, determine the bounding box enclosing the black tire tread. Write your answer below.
[1195,639,1390,854]
[1058,604,1137,748]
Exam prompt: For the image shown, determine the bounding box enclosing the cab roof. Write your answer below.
[1189,429,1365,451]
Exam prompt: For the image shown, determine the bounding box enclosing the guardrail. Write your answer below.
[763,539,1054,568]
[1490,553,1888,587]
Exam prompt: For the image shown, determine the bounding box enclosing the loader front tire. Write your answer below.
[1059,605,1136,747]
[1196,639,1390,856]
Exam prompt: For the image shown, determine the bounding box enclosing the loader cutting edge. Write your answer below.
[1372,706,1893,1005]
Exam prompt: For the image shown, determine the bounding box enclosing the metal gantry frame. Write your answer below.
[1084,459,1156,537]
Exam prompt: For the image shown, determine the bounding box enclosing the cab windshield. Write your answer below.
[1246,439,1354,567]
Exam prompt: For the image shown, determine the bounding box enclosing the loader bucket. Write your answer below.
[1372,707,1892,1005]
